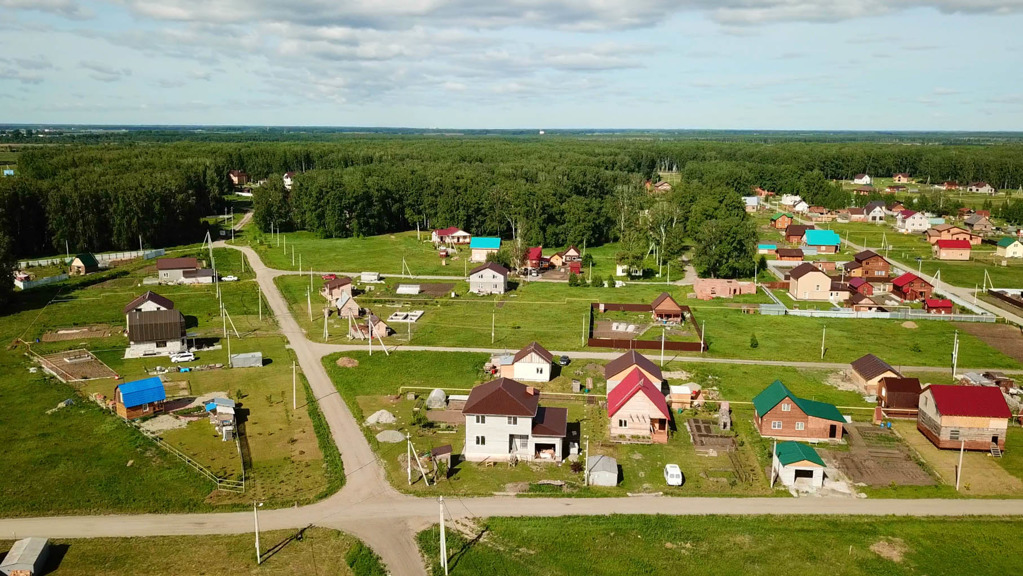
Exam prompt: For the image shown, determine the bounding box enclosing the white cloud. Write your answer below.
[80,60,133,82]
[0,0,92,19]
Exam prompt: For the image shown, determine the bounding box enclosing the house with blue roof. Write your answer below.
[801,229,841,254]
[115,376,166,419]
[469,237,501,263]
[2,168,14,177]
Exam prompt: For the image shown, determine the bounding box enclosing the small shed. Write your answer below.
[229,352,263,368]
[69,253,99,276]
[361,272,381,283]
[431,444,453,473]
[586,455,618,487]
[396,284,421,295]
[115,376,166,420]
[1,537,50,576]
[772,442,825,488]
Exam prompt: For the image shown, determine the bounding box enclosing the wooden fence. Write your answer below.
[988,289,1023,311]
[587,303,707,352]
[141,429,245,493]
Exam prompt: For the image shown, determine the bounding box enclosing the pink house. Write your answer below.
[693,278,757,300]
[607,368,670,444]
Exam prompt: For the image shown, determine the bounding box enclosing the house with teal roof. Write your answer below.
[996,237,1023,258]
[772,441,826,488]
[753,380,845,441]
[801,229,841,254]
[469,237,502,263]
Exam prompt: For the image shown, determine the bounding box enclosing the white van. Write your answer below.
[664,464,684,486]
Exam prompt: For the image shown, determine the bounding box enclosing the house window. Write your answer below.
[781,403,791,412]
[507,417,518,425]
[618,419,628,428]
[143,404,150,413]
[475,415,486,424]
[950,429,960,440]
[771,421,782,430]
[474,436,486,446]
[156,341,167,348]
[795,422,805,431]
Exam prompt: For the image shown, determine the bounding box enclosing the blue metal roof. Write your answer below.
[469,237,501,250]
[758,244,777,250]
[803,229,840,247]
[118,377,166,408]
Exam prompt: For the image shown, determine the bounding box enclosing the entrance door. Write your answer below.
[992,435,1000,444]
[829,424,838,438]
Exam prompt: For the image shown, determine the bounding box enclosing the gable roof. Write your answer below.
[117,376,166,408]
[513,341,553,364]
[469,237,501,250]
[848,277,867,288]
[851,354,900,381]
[899,210,918,218]
[157,257,198,271]
[651,292,682,312]
[775,441,825,467]
[469,261,509,277]
[462,378,539,417]
[865,201,886,212]
[123,291,175,314]
[526,246,543,260]
[607,368,670,419]
[936,239,972,250]
[434,226,466,237]
[964,214,990,225]
[753,380,844,422]
[846,207,865,216]
[924,298,953,308]
[803,229,841,246]
[894,172,910,177]
[531,406,568,437]
[770,212,793,221]
[776,248,803,258]
[997,237,1021,248]
[323,276,353,291]
[604,350,662,381]
[924,384,1011,419]
[784,224,812,237]
[880,377,921,395]
[892,272,926,288]
[127,309,185,342]
[72,253,99,268]
[789,262,826,280]
[853,250,882,263]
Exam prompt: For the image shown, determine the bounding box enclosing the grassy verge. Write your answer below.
[418,515,1023,575]
[0,528,374,576]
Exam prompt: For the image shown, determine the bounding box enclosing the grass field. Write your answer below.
[0,528,383,576]
[418,515,1023,576]
[0,247,341,514]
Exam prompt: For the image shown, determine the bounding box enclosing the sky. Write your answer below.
[1,0,1022,130]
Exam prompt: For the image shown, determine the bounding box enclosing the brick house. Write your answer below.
[892,272,933,301]
[784,224,813,244]
[753,380,845,441]
[771,213,793,229]
[924,298,954,314]
[843,250,890,279]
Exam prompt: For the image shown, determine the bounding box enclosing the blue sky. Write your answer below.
[1,0,1022,129]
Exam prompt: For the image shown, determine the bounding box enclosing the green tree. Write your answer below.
[0,231,15,309]
[693,217,757,278]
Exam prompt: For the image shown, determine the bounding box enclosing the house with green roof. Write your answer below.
[772,441,826,488]
[69,253,99,276]
[770,212,793,230]
[996,237,1023,258]
[753,380,845,441]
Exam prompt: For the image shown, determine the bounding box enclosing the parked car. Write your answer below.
[322,273,337,280]
[664,464,684,486]
[170,352,195,363]
[558,355,570,366]
[221,275,238,282]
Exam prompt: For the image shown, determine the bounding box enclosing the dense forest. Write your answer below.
[6,136,1023,306]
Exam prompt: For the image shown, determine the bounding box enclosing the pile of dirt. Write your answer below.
[365,409,396,425]
[870,538,908,563]
[376,429,405,443]
[336,357,359,368]
[901,321,918,329]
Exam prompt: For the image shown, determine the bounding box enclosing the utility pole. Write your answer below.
[956,439,965,491]
[299,253,302,273]
[951,329,960,379]
[583,436,589,486]
[323,306,329,341]
[253,501,261,565]
[820,324,826,360]
[258,285,262,321]
[700,320,706,353]
[770,440,777,488]
[292,361,297,410]
[307,289,312,322]
[491,313,495,344]
[439,497,449,575]
[407,432,412,485]
[666,262,670,285]
[660,328,665,366]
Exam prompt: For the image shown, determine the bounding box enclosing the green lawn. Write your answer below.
[0,528,381,576]
[419,515,1023,576]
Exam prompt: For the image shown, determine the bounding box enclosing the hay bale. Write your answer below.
[336,357,359,368]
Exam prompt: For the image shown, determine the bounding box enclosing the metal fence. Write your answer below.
[782,308,995,322]
[18,248,165,269]
[14,273,68,290]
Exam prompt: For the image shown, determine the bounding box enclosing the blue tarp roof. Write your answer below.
[469,237,501,250]
[803,229,841,246]
[118,376,166,408]
[758,244,777,250]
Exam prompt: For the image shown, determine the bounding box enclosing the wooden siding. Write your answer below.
[756,402,843,441]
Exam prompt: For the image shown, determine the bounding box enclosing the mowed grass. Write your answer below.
[0,361,212,516]
[418,515,1022,576]
[0,528,379,576]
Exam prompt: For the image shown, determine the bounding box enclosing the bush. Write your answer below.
[570,461,584,473]
[750,333,758,349]
[345,541,387,576]
[568,272,579,287]
[607,274,615,288]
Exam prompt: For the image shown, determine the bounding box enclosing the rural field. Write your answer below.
[0,528,384,576]
[417,515,1023,576]
[0,247,341,515]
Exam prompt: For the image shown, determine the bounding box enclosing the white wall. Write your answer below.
[463,414,533,461]
[512,360,551,382]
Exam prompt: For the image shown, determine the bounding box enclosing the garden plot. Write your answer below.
[41,324,113,342]
[37,348,118,382]
[824,422,934,487]
[387,310,425,323]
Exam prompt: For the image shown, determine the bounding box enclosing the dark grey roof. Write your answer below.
[851,354,900,381]
[127,309,186,343]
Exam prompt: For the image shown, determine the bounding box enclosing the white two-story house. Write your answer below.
[462,378,567,463]
[468,262,509,295]
[896,210,931,233]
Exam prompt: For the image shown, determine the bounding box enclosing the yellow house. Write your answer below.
[996,237,1023,258]
[787,263,831,301]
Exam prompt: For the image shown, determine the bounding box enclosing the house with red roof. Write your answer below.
[892,272,933,301]
[607,368,670,444]
[431,226,471,245]
[604,351,663,394]
[847,277,873,296]
[524,246,546,270]
[933,239,971,261]
[924,299,954,314]
[462,378,567,462]
[917,385,1011,451]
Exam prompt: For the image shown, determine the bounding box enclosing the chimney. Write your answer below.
[526,386,536,396]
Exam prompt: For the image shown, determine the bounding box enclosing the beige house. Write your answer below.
[334,292,361,319]
[607,368,670,444]
[604,351,663,394]
[917,385,1010,451]
[850,354,901,396]
[321,277,353,302]
[496,342,554,383]
[787,262,831,301]
[996,237,1023,258]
